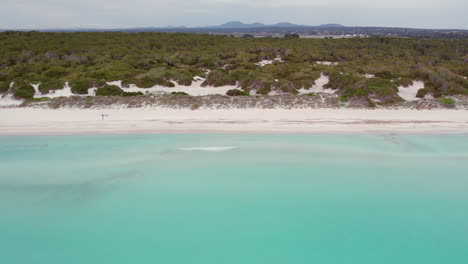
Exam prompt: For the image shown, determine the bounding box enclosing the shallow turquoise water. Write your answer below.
[1,134,468,264]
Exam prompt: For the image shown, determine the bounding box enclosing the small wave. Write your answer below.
[179,147,238,152]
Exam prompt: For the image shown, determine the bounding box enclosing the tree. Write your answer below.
[284,33,300,39]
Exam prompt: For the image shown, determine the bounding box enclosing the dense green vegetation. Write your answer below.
[438,97,455,107]
[0,31,466,104]
[95,85,124,96]
[0,81,9,93]
[27,97,51,102]
[38,80,65,94]
[95,84,143,96]
[69,80,105,94]
[226,89,249,96]
[12,81,35,99]
[328,74,402,105]
[171,91,189,96]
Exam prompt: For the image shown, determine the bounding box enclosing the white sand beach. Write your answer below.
[0,108,467,135]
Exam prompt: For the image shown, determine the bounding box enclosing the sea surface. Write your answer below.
[1,134,468,264]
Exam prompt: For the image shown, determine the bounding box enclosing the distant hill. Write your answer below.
[319,24,345,28]
[216,21,266,28]
[207,21,345,29]
[2,22,467,39]
[0,21,347,32]
[270,22,303,28]
[211,21,311,29]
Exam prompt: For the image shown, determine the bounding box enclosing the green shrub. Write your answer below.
[12,81,35,99]
[203,70,235,87]
[394,78,413,87]
[325,72,364,90]
[226,89,249,96]
[123,91,144,97]
[416,88,430,98]
[256,85,271,95]
[96,85,124,96]
[0,81,10,93]
[438,97,455,107]
[171,91,189,96]
[69,80,106,94]
[94,80,107,87]
[39,80,65,94]
[236,74,273,95]
[28,97,51,102]
[69,80,93,94]
[132,76,174,88]
[331,76,401,105]
[43,66,68,79]
[375,70,395,79]
[134,77,155,88]
[175,78,192,86]
[366,78,398,95]
[276,80,299,94]
[154,79,175,87]
[287,70,320,89]
[121,78,135,88]
[171,69,194,86]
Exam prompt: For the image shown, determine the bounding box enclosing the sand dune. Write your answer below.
[119,78,237,96]
[398,81,424,101]
[298,73,335,94]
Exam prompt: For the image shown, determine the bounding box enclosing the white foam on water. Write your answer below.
[398,80,425,102]
[179,147,238,152]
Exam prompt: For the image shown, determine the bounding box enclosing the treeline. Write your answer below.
[0,31,466,105]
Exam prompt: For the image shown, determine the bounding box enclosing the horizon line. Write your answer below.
[0,21,467,31]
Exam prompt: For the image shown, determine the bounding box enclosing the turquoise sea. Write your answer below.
[1,134,468,264]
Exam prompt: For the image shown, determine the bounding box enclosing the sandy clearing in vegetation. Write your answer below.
[0,94,23,106]
[30,78,237,98]
[255,57,284,66]
[121,78,237,96]
[398,81,425,101]
[316,61,338,66]
[298,73,335,94]
[33,82,95,98]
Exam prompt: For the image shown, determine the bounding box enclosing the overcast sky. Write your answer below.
[1,0,466,29]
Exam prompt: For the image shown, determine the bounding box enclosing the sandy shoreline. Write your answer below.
[1,108,467,135]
